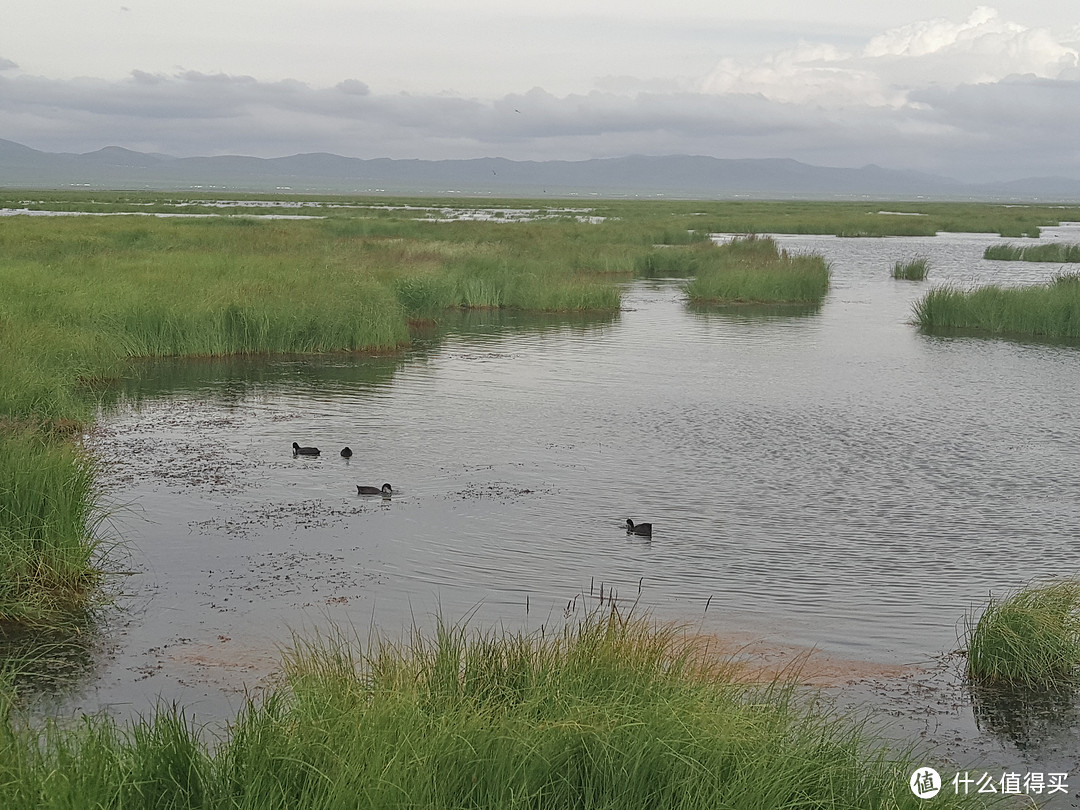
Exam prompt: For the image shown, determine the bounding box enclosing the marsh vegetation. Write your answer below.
[0,609,984,809]
[684,236,831,304]
[5,192,1080,804]
[912,272,1080,339]
[965,580,1080,686]
[3,195,1080,624]
[984,243,1080,262]
[891,256,929,280]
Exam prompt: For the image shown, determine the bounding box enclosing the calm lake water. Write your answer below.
[43,225,1080,782]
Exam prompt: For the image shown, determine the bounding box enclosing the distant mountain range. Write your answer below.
[2,138,1079,201]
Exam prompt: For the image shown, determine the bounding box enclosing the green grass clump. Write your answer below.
[965,580,1080,685]
[0,610,981,809]
[634,243,712,277]
[984,243,1080,262]
[912,273,1080,338]
[892,257,929,280]
[0,430,103,628]
[685,236,830,304]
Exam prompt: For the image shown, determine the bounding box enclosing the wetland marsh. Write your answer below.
[4,194,1080,806]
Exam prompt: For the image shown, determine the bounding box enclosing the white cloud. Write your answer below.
[701,43,905,107]
[700,7,1080,107]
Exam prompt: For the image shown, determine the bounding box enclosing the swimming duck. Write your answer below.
[292,442,320,456]
[340,447,353,458]
[357,483,393,497]
[626,519,652,536]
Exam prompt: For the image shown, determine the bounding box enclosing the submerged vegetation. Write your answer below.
[965,580,1080,686]
[892,256,929,280]
[0,609,983,809]
[985,242,1080,262]
[684,235,830,304]
[912,272,1080,339]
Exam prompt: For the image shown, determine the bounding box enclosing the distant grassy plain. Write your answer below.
[2,192,1080,626]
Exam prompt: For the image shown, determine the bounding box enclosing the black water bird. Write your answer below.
[625,519,652,536]
[340,447,353,458]
[357,483,393,497]
[292,442,320,457]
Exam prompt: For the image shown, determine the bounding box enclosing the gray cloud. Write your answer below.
[4,8,1080,183]
[1,66,1078,183]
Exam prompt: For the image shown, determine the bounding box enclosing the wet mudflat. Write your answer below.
[29,225,1080,802]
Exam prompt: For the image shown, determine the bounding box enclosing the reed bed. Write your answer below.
[892,257,929,280]
[912,273,1080,338]
[984,243,1080,262]
[685,236,830,304]
[965,580,1080,685]
[0,610,981,809]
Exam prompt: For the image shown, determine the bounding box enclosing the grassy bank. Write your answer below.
[912,272,1080,338]
[0,610,980,809]
[985,243,1080,262]
[684,236,830,304]
[965,580,1080,685]
[0,431,102,628]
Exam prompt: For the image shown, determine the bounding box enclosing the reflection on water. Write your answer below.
[0,622,99,702]
[35,228,1080,771]
[969,679,1080,752]
[685,301,823,320]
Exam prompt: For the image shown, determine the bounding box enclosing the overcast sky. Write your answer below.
[2,2,1079,182]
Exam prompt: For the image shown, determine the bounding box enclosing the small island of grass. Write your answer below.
[892,256,929,280]
[684,236,831,304]
[913,272,1080,339]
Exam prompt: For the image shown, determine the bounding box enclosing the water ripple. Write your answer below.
[91,231,1080,686]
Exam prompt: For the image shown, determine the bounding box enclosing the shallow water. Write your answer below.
[27,225,1080,791]
[0,202,602,223]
